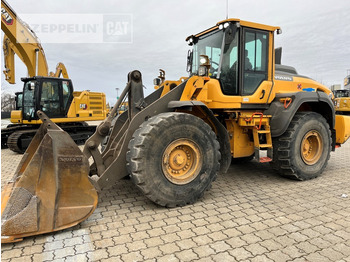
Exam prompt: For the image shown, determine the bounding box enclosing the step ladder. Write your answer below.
[239,113,273,163]
[253,126,273,163]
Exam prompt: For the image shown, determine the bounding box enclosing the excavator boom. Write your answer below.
[1,0,68,83]
[1,0,49,81]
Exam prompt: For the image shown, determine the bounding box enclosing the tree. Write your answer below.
[1,93,15,112]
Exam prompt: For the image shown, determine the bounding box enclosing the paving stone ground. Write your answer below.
[1,139,349,261]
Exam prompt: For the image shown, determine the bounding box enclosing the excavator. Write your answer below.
[334,74,350,115]
[2,18,350,243]
[1,0,107,153]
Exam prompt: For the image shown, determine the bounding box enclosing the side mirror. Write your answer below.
[186,50,193,73]
[153,78,161,86]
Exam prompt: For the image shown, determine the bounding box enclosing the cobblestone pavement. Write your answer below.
[1,142,350,262]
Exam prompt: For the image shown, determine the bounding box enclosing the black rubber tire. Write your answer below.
[126,112,220,207]
[272,112,331,180]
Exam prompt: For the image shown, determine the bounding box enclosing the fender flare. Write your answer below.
[264,91,335,137]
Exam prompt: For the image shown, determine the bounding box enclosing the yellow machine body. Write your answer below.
[10,91,107,124]
[334,76,350,115]
[334,96,350,114]
[335,114,350,144]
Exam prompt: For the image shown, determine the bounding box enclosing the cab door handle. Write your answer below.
[260,90,266,99]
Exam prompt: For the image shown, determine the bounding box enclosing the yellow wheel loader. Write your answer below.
[2,18,350,243]
[334,75,350,115]
[334,89,350,115]
[334,74,350,115]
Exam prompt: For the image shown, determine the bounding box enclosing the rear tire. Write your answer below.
[127,112,220,207]
[272,112,331,180]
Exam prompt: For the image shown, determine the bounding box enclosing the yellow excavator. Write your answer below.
[1,0,107,153]
[334,74,350,115]
[2,18,350,243]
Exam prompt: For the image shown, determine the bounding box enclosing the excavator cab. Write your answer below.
[18,77,74,121]
[334,89,349,98]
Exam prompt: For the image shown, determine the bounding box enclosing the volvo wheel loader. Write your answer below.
[1,0,107,153]
[2,18,350,243]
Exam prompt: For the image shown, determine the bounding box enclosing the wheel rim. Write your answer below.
[162,139,202,185]
[301,130,323,165]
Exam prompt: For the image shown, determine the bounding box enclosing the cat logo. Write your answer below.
[79,103,87,110]
[1,8,13,25]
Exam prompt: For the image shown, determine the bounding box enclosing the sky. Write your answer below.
[1,0,350,105]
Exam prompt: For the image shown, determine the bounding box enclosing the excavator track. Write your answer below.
[2,123,97,153]
[7,129,37,154]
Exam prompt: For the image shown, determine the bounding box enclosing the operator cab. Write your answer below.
[334,89,350,98]
[21,76,74,121]
[187,19,280,98]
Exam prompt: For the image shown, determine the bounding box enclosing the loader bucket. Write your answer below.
[1,111,98,243]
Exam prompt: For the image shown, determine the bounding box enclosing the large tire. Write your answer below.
[272,112,331,180]
[127,112,220,207]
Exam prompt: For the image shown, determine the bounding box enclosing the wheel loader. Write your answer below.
[2,18,350,243]
[334,74,350,115]
[334,89,350,115]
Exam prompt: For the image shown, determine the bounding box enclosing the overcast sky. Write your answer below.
[2,0,350,105]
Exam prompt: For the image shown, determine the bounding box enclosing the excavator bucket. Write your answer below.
[1,111,98,243]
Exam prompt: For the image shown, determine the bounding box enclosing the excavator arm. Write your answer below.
[2,35,16,83]
[1,0,49,82]
[49,62,69,78]
[2,0,69,83]
[3,35,69,82]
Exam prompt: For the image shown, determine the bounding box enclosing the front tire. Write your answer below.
[272,112,331,180]
[127,112,220,207]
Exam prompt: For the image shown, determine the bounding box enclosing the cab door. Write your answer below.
[39,79,65,118]
[241,28,272,106]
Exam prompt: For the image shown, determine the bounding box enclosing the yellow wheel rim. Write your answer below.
[162,139,202,185]
[301,130,323,165]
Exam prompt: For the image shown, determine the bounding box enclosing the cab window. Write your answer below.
[23,82,35,119]
[40,81,61,116]
[243,30,269,95]
[62,80,71,110]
